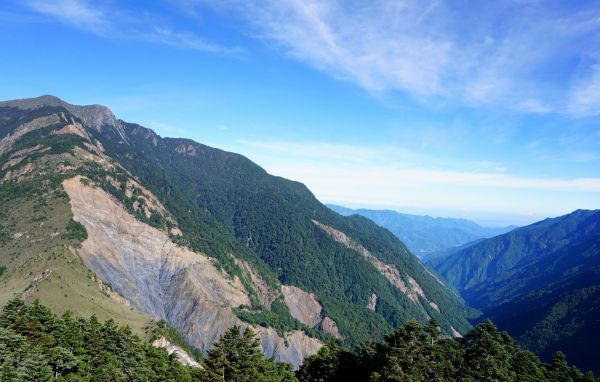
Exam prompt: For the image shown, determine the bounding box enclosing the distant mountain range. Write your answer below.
[327,204,516,257]
[430,209,600,373]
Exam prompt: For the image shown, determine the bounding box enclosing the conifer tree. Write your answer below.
[203,325,297,382]
[462,320,516,382]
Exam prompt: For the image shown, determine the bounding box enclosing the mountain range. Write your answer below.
[1,95,598,376]
[327,204,516,257]
[430,209,600,373]
[0,95,471,369]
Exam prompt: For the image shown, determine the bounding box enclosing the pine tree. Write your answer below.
[510,349,546,382]
[14,351,53,382]
[462,320,516,382]
[48,346,78,378]
[203,325,297,382]
[549,351,572,382]
[297,342,340,382]
[425,318,442,345]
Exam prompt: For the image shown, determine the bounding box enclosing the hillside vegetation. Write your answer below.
[89,109,473,343]
[431,210,600,373]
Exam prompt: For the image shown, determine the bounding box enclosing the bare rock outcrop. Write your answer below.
[368,293,378,311]
[450,326,463,338]
[235,258,277,308]
[281,285,342,339]
[52,117,90,140]
[63,176,321,368]
[318,317,341,339]
[312,220,439,313]
[175,144,198,156]
[152,336,202,368]
[281,285,323,327]
[256,327,322,365]
[20,269,53,300]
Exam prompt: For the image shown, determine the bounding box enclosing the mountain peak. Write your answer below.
[0,95,125,140]
[0,94,67,109]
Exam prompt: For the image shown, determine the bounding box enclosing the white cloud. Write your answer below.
[572,151,599,163]
[238,140,600,192]
[25,0,242,55]
[24,0,600,115]
[568,64,600,117]
[268,161,600,194]
[516,99,552,114]
[27,0,110,34]
[239,140,416,165]
[231,140,600,217]
[203,0,454,97]
[195,0,600,115]
[262,161,600,216]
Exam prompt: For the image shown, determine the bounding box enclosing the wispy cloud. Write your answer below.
[516,99,552,114]
[568,64,600,117]
[21,0,600,115]
[193,0,600,116]
[240,140,600,192]
[27,0,111,34]
[24,0,242,55]
[202,0,454,96]
[232,140,600,217]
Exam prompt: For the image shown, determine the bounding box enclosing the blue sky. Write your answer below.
[1,0,600,226]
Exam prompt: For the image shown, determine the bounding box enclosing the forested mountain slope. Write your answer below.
[423,238,487,262]
[430,210,600,307]
[0,95,471,368]
[328,204,515,256]
[430,210,600,373]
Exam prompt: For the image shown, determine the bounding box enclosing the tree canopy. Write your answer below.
[298,319,598,382]
[0,300,596,381]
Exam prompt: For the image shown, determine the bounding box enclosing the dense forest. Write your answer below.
[430,210,600,372]
[0,300,595,381]
[89,117,472,342]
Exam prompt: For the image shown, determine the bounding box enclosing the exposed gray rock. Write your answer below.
[368,293,377,311]
[281,284,342,339]
[318,317,342,339]
[152,336,202,368]
[64,176,321,368]
[281,285,323,327]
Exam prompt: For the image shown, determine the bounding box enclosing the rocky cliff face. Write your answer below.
[281,285,341,339]
[63,176,321,368]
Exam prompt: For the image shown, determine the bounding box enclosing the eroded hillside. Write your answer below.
[0,95,472,368]
[63,175,322,366]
